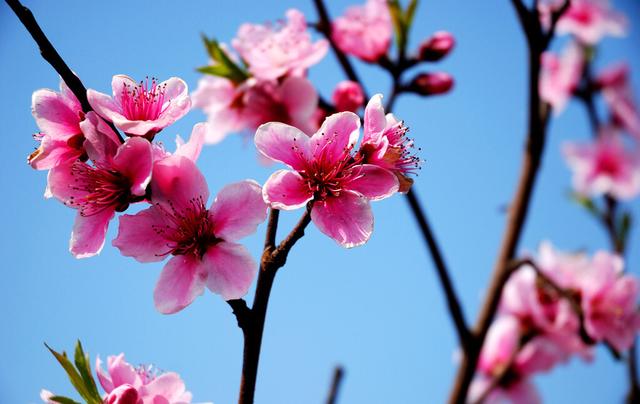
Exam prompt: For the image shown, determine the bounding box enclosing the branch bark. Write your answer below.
[325,366,345,404]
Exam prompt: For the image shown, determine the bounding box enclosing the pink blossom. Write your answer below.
[539,43,584,114]
[575,251,640,351]
[88,75,191,137]
[332,81,365,112]
[597,64,640,140]
[332,0,392,63]
[29,80,85,170]
[478,316,521,376]
[409,72,454,96]
[48,112,153,258]
[468,375,541,404]
[232,9,328,80]
[539,0,627,45]
[255,111,399,247]
[418,31,456,62]
[96,354,192,404]
[359,94,420,193]
[192,75,319,143]
[563,128,640,200]
[113,155,266,313]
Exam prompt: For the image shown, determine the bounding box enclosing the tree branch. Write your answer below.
[6,0,125,143]
[325,366,345,404]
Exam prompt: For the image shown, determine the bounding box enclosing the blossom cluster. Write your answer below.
[470,242,640,403]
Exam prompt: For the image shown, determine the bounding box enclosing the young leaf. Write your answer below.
[388,0,405,51]
[50,396,82,404]
[569,192,600,217]
[404,0,418,30]
[45,343,101,404]
[199,35,249,83]
[74,340,102,403]
[618,212,632,252]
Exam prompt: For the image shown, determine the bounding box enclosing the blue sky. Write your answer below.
[1,1,640,403]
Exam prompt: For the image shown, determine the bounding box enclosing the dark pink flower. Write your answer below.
[539,42,584,114]
[409,72,454,96]
[332,81,365,112]
[597,64,640,140]
[192,75,319,143]
[29,80,85,170]
[332,0,392,63]
[418,31,456,62]
[359,94,420,193]
[232,9,328,80]
[88,75,191,137]
[96,354,192,404]
[539,0,627,45]
[255,112,399,247]
[563,128,640,200]
[469,375,541,404]
[48,112,153,258]
[113,155,267,313]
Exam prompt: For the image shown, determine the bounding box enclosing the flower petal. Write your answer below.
[204,242,257,300]
[311,111,360,164]
[344,164,399,200]
[310,191,373,248]
[254,122,310,170]
[262,169,313,210]
[153,254,207,314]
[363,93,386,141]
[174,122,207,162]
[209,180,268,241]
[111,137,153,196]
[31,88,81,138]
[48,162,89,205]
[281,76,318,125]
[141,372,188,402]
[151,155,209,211]
[69,208,115,258]
[112,207,170,263]
[81,111,121,166]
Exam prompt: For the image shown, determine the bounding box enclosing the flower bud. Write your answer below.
[332,81,365,112]
[105,384,139,404]
[409,72,454,96]
[418,31,455,62]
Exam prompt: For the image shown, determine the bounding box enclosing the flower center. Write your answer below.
[120,77,167,121]
[153,196,220,258]
[65,162,132,216]
[596,149,623,176]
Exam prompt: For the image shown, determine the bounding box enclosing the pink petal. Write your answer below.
[311,112,360,164]
[69,208,115,258]
[151,155,209,211]
[87,89,127,126]
[112,137,153,196]
[363,93,386,141]
[254,122,311,170]
[140,372,187,402]
[262,169,313,210]
[112,207,170,263]
[81,112,121,166]
[281,76,318,125]
[153,254,207,314]
[344,164,399,200]
[47,162,88,204]
[174,122,207,162]
[209,180,267,241]
[310,191,373,248]
[31,88,81,138]
[106,354,140,390]
[204,242,257,300]
[29,134,82,170]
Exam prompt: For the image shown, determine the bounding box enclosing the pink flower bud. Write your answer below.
[105,384,139,404]
[410,72,454,96]
[331,81,365,112]
[418,31,455,62]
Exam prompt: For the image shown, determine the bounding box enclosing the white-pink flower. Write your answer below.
[88,75,191,137]
[232,9,328,81]
[192,75,319,143]
[574,251,640,351]
[48,112,153,258]
[563,128,640,200]
[332,0,392,63]
[359,94,420,193]
[255,111,399,248]
[597,63,640,140]
[96,354,192,404]
[539,42,584,114]
[539,0,627,45]
[29,80,85,170]
[113,155,267,313]
[468,375,541,404]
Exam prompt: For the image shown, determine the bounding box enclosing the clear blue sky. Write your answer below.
[1,1,639,403]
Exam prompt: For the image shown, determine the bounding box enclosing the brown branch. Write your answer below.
[325,366,345,404]
[311,0,369,100]
[233,207,312,404]
[6,0,125,143]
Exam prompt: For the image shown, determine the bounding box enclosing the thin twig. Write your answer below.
[6,0,125,143]
[325,366,345,404]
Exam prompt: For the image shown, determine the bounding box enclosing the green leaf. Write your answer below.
[404,0,419,29]
[387,0,405,51]
[49,396,82,404]
[199,35,249,83]
[73,341,101,403]
[570,192,600,217]
[618,212,632,252]
[45,343,100,404]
